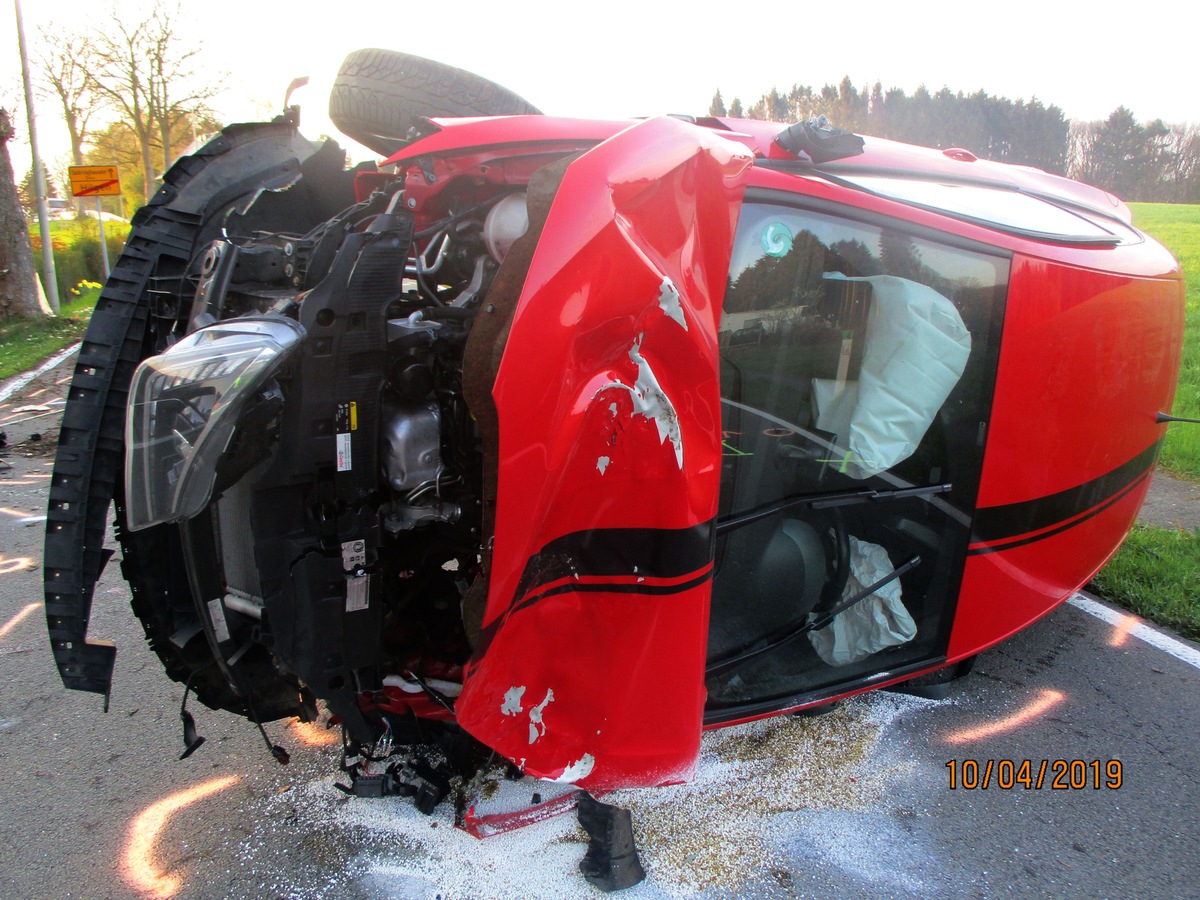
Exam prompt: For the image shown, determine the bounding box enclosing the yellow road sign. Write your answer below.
[68,165,121,197]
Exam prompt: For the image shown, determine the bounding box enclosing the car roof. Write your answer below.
[389,114,1129,227]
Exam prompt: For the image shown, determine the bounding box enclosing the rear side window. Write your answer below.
[836,175,1136,244]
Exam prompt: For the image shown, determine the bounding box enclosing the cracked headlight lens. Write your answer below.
[124,317,304,530]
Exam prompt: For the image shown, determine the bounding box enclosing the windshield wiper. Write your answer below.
[705,554,923,679]
[715,482,951,537]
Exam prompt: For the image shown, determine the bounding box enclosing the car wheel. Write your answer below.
[329,48,542,157]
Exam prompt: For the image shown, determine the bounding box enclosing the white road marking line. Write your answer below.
[1069,592,1200,670]
[0,343,81,405]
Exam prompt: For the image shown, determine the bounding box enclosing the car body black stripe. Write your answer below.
[968,439,1161,552]
[513,567,714,614]
[967,470,1151,555]
[469,523,715,667]
[509,521,714,606]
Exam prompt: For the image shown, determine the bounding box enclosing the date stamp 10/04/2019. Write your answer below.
[946,759,1123,790]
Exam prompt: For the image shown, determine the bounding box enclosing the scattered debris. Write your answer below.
[238,692,939,897]
[460,788,582,839]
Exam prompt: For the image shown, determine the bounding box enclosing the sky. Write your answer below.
[3,0,1196,180]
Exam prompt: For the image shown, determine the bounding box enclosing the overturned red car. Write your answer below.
[45,51,1183,805]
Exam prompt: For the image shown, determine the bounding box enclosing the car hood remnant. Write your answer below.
[45,49,1184,889]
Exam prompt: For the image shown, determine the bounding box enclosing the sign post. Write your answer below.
[68,165,121,281]
[16,0,59,312]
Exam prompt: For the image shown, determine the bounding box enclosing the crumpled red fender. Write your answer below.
[456,116,754,789]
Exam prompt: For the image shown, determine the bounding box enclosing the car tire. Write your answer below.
[329,48,541,157]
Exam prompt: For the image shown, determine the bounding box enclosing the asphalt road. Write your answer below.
[2,358,1198,899]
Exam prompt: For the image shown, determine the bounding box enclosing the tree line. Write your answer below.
[710,80,1199,203]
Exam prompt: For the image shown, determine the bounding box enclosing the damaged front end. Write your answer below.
[46,109,753,814]
[454,117,755,788]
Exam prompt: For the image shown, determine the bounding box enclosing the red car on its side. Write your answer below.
[46,50,1183,816]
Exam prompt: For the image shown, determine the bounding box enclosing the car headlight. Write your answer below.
[124,317,305,531]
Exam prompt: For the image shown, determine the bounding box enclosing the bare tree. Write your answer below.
[1173,124,1200,202]
[142,6,214,174]
[89,14,154,201]
[0,108,43,319]
[35,26,99,215]
[1068,119,1100,186]
[88,2,217,201]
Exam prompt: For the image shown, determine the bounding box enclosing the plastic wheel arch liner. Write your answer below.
[43,116,323,701]
[456,117,755,790]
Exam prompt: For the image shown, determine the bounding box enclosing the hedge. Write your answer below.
[29,219,130,300]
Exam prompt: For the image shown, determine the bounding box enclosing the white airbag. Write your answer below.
[808,536,917,666]
[814,272,971,479]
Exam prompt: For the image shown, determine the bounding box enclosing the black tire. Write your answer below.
[329,48,541,157]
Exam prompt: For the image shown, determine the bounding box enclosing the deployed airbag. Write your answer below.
[814,272,971,479]
[808,536,917,665]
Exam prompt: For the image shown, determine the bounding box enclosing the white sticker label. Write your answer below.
[341,539,366,570]
[207,597,230,643]
[346,574,370,612]
[836,330,853,385]
[336,432,353,472]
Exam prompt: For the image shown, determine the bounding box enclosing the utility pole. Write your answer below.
[14,0,60,313]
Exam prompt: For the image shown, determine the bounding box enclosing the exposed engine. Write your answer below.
[115,142,536,752]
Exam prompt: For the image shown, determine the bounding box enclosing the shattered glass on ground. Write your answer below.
[232,692,942,898]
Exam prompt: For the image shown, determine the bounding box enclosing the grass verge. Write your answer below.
[1090,524,1200,641]
[0,285,99,382]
